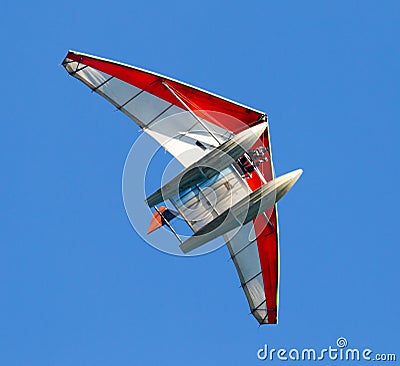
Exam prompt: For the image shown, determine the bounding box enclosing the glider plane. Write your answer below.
[62,51,302,325]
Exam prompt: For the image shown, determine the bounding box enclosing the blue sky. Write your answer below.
[1,1,399,365]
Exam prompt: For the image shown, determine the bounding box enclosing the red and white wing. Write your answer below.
[62,51,280,324]
[225,209,279,324]
[62,51,260,167]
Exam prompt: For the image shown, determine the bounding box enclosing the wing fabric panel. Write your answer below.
[224,222,268,323]
[224,137,279,324]
[64,51,264,128]
[255,208,279,324]
[247,133,279,324]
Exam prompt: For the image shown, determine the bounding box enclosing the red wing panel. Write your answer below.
[244,131,279,324]
[254,208,279,324]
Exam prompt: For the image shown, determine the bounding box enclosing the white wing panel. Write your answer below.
[225,222,268,324]
[100,78,142,107]
[233,242,261,281]
[244,274,267,322]
[125,91,171,125]
[72,65,109,89]
[145,112,233,167]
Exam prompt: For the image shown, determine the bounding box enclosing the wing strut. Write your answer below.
[154,206,183,244]
[161,81,223,145]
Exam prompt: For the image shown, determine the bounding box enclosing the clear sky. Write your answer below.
[1,1,399,365]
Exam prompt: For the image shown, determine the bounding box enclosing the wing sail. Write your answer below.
[62,51,280,324]
[62,51,265,167]
[225,208,279,324]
